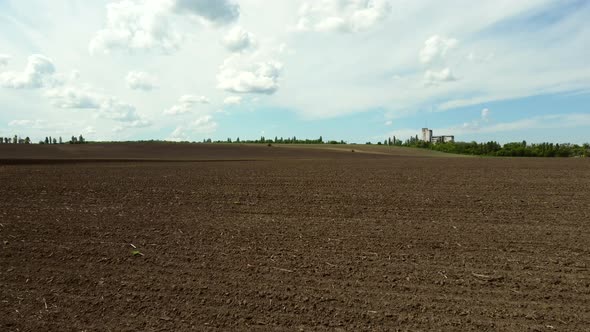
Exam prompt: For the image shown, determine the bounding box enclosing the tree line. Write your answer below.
[0,135,88,145]
[0,135,31,144]
[201,136,347,145]
[402,139,590,157]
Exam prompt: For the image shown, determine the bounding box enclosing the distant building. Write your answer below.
[421,128,454,143]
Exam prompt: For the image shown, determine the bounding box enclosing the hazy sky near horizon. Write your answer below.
[1,0,589,143]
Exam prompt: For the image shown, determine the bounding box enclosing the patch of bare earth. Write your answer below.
[1,146,589,331]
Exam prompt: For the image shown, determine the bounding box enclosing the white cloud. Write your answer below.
[82,126,97,135]
[173,0,240,25]
[452,113,590,135]
[89,0,239,54]
[168,115,218,140]
[45,86,103,109]
[457,108,492,131]
[69,70,81,81]
[424,68,457,86]
[182,94,210,104]
[467,51,494,63]
[419,35,458,64]
[100,99,143,122]
[0,54,10,66]
[9,119,48,128]
[481,108,490,122]
[223,95,242,105]
[126,71,158,91]
[223,26,256,53]
[0,54,56,89]
[385,120,392,126]
[45,84,151,126]
[113,119,152,133]
[217,55,282,94]
[116,119,152,129]
[190,115,217,132]
[296,0,391,33]
[163,94,210,115]
[89,1,180,54]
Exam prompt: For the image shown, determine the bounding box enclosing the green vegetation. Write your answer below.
[403,140,590,157]
[0,136,31,144]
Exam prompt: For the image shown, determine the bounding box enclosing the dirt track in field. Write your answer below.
[1,144,589,331]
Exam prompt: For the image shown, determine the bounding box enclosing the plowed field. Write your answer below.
[1,144,589,331]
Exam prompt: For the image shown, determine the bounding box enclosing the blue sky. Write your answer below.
[0,0,589,143]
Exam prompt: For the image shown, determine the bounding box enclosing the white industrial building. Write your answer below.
[421,128,454,143]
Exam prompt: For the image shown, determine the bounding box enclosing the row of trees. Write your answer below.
[0,135,31,144]
[403,139,590,157]
[0,135,87,145]
[202,136,347,145]
[39,135,87,144]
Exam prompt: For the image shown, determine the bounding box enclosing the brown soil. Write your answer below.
[1,144,589,331]
[0,143,406,163]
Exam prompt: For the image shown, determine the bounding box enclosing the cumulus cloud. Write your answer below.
[217,55,282,94]
[168,115,218,140]
[223,95,242,105]
[163,94,210,115]
[296,0,391,33]
[223,26,256,53]
[89,1,180,54]
[0,54,56,89]
[173,0,239,25]
[113,119,152,133]
[190,115,217,132]
[459,108,492,131]
[89,0,239,54]
[100,99,144,122]
[45,85,151,126]
[0,54,10,66]
[424,68,457,86]
[45,86,103,109]
[126,71,158,90]
[419,35,458,64]
[481,108,490,122]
